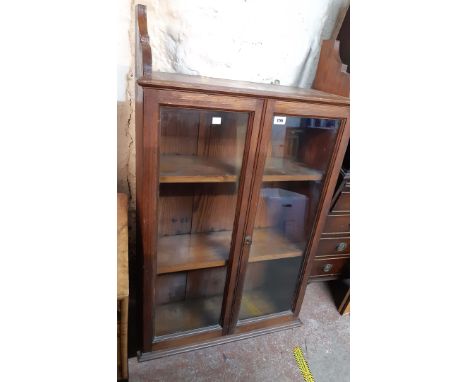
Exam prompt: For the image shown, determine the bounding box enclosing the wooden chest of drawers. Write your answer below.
[309,169,350,280]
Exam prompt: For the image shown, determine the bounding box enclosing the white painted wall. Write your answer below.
[117,0,348,206]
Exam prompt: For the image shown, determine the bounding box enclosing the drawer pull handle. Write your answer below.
[322,263,333,273]
[336,242,347,252]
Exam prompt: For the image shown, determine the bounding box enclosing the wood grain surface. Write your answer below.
[138,71,349,105]
[117,193,129,299]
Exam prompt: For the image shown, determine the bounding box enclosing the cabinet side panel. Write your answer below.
[141,91,161,350]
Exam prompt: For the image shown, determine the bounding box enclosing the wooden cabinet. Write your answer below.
[309,169,350,280]
[135,4,350,359]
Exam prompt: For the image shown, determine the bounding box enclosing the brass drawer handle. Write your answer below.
[336,242,347,252]
[322,263,333,273]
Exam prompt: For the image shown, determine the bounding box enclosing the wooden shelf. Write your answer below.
[160,155,238,183]
[249,229,304,262]
[159,154,323,183]
[157,228,304,274]
[155,295,223,337]
[157,231,231,274]
[263,158,323,182]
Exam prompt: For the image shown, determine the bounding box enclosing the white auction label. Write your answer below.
[212,117,222,125]
[274,116,286,125]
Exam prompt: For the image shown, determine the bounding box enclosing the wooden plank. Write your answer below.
[144,317,298,358]
[263,158,323,181]
[191,184,238,233]
[157,231,231,274]
[160,154,322,183]
[138,72,349,106]
[117,193,129,299]
[157,228,304,274]
[119,297,129,379]
[160,155,237,183]
[249,229,304,262]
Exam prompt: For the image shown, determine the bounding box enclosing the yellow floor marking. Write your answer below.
[293,347,315,382]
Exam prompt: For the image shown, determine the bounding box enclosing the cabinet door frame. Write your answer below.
[139,87,265,351]
[225,99,350,333]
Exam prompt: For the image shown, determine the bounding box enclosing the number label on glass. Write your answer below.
[274,116,286,125]
[212,117,222,125]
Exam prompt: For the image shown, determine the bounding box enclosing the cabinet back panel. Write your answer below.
[191,183,238,233]
[186,267,227,299]
[159,183,238,236]
[160,108,199,155]
[155,273,187,305]
[159,184,194,236]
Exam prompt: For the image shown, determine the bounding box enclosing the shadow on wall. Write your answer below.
[117,100,135,205]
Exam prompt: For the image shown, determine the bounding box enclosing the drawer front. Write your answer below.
[323,214,350,234]
[310,257,349,278]
[316,237,350,257]
[332,191,350,212]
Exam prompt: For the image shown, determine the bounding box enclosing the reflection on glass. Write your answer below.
[239,116,341,321]
[154,107,248,337]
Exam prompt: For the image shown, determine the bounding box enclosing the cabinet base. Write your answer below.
[137,318,302,361]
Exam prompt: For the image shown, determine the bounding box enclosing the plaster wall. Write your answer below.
[117,0,348,207]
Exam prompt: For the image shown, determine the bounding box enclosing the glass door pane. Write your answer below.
[154,107,249,337]
[238,115,341,321]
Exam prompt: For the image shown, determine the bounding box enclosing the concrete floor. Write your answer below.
[128,282,350,382]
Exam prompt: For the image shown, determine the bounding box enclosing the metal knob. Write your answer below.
[322,264,333,273]
[336,242,347,252]
[244,236,252,246]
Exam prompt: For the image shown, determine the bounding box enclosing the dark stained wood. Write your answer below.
[138,71,349,106]
[223,99,277,334]
[329,277,350,315]
[135,3,351,357]
[308,172,350,280]
[316,236,350,257]
[292,116,350,316]
[190,184,238,233]
[154,273,186,305]
[136,4,152,77]
[332,191,350,212]
[157,232,230,273]
[156,227,304,274]
[274,100,349,119]
[322,213,350,234]
[186,268,227,299]
[151,327,222,353]
[309,257,350,278]
[148,88,261,111]
[139,318,300,360]
[220,98,266,334]
[140,90,160,351]
[235,311,299,334]
[312,40,349,97]
[158,183,193,236]
[158,154,323,183]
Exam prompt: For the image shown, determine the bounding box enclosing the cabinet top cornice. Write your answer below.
[138,72,350,106]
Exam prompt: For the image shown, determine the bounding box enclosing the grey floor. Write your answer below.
[128,282,350,382]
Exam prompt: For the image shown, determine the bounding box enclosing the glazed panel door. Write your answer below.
[141,89,264,350]
[230,100,350,330]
